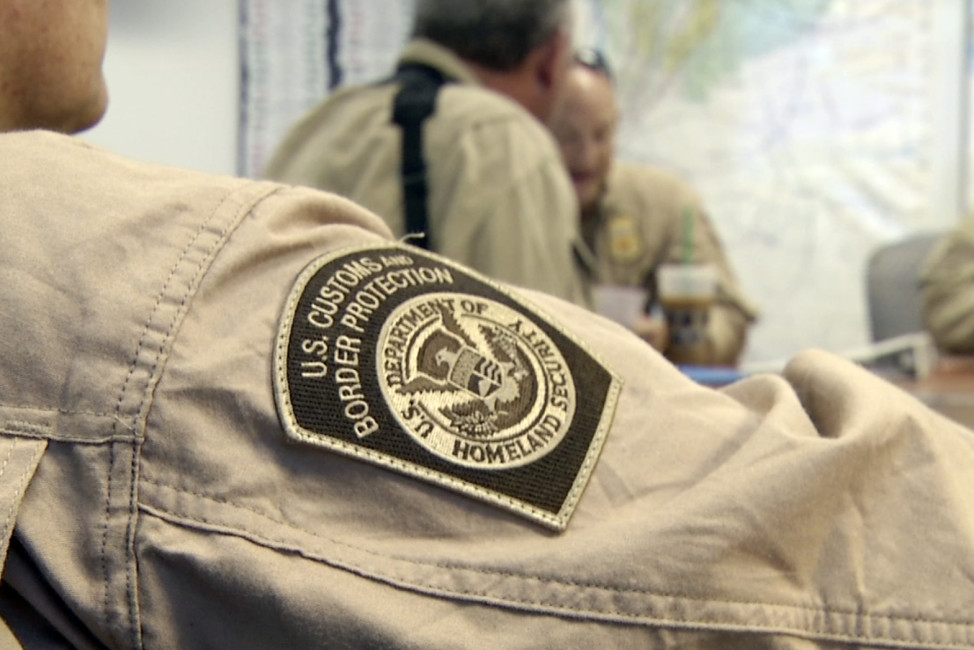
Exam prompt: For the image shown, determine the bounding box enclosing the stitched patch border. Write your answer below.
[274,243,620,531]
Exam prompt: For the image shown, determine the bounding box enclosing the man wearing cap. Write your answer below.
[552,52,758,365]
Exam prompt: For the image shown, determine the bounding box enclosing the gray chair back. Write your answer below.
[866,232,944,341]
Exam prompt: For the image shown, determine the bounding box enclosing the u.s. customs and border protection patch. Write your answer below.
[274,243,621,531]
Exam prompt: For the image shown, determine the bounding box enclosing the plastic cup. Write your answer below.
[593,285,648,328]
[656,263,717,362]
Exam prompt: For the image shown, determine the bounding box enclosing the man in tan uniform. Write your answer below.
[552,54,757,365]
[265,0,591,308]
[922,216,974,352]
[2,3,974,649]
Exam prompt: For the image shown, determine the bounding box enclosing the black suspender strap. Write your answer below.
[390,63,454,250]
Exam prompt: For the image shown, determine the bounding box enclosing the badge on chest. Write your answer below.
[607,213,644,264]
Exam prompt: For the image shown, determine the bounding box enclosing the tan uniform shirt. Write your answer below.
[922,217,974,352]
[265,39,590,308]
[1,131,973,649]
[584,162,758,364]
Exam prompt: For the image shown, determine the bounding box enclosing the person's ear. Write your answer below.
[534,27,571,93]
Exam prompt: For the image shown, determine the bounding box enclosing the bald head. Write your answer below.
[0,0,110,133]
[551,63,619,215]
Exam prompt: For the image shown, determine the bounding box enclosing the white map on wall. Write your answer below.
[574,0,960,364]
[239,0,963,364]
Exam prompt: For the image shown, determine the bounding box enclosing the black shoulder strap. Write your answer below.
[390,63,454,250]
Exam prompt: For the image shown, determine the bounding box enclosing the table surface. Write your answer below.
[895,356,974,428]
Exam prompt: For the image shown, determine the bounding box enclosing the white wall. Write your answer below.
[82,0,240,175]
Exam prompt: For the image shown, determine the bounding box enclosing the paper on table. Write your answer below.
[593,284,648,328]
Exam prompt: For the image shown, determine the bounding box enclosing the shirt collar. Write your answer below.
[397,39,481,86]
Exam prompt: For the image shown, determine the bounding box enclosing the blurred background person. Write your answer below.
[552,50,757,366]
[265,0,590,308]
[922,215,974,353]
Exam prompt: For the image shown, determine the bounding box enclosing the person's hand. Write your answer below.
[631,313,669,351]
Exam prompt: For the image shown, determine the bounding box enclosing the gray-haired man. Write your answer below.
[265,0,591,307]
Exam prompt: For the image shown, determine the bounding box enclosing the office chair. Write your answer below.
[865,232,945,342]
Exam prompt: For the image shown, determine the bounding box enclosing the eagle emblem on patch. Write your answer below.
[274,244,620,531]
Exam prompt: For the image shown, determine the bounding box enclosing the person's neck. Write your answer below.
[464,60,544,122]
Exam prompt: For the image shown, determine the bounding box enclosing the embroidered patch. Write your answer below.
[274,244,620,531]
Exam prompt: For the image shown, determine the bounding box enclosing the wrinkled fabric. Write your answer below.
[583,162,758,364]
[264,39,591,309]
[0,131,972,649]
